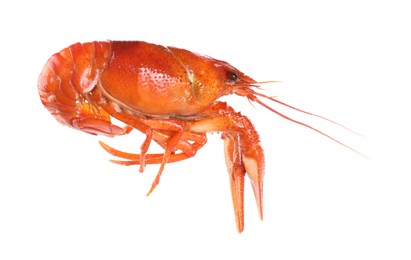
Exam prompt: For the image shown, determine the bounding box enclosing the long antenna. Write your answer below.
[244,90,368,159]
[253,91,363,137]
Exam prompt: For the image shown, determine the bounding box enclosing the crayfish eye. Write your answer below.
[226,71,238,83]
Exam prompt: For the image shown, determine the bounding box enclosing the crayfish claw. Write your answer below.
[223,133,246,233]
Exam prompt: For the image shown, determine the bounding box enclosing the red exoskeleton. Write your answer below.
[38,41,359,232]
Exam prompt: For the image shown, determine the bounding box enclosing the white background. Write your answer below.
[1,0,410,259]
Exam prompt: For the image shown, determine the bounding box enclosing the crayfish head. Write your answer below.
[211,60,259,98]
[210,59,280,101]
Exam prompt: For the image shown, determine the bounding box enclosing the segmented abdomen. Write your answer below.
[37,41,112,127]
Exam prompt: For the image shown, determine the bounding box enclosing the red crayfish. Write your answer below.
[38,41,356,232]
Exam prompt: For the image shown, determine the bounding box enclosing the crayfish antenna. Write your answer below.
[235,88,367,159]
[252,91,364,138]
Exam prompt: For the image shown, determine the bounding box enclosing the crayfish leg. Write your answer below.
[139,129,153,172]
[99,141,191,164]
[145,131,183,196]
